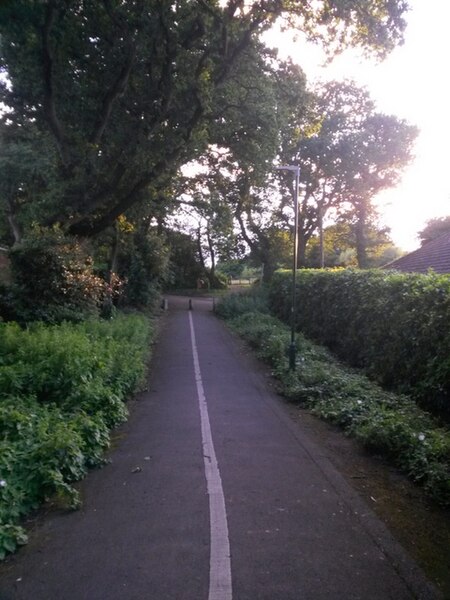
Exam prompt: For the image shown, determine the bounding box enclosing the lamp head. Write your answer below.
[275,165,300,174]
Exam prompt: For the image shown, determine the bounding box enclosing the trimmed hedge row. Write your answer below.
[268,269,450,417]
[0,314,154,559]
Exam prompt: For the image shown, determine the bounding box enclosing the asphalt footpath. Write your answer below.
[0,296,441,600]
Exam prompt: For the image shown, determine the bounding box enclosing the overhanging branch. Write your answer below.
[42,3,69,166]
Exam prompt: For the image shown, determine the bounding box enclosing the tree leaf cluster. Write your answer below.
[197,75,416,276]
[0,0,416,296]
[280,80,418,267]
[418,216,450,246]
[1,227,108,323]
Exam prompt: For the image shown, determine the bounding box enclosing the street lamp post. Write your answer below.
[276,165,300,370]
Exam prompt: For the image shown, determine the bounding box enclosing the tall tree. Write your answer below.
[192,189,236,278]
[215,60,310,281]
[418,215,450,245]
[305,221,402,267]
[1,0,409,240]
[278,81,417,267]
[184,76,415,278]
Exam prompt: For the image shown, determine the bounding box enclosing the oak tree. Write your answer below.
[1,0,409,240]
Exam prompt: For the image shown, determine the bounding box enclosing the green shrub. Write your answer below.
[215,287,269,320]
[0,313,154,559]
[269,269,450,418]
[208,270,229,290]
[6,228,107,324]
[120,230,169,309]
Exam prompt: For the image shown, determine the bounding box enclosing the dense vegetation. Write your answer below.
[269,269,450,418]
[0,314,154,559]
[216,289,450,508]
[0,1,415,302]
[1,0,437,561]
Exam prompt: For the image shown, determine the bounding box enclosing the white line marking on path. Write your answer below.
[189,312,232,600]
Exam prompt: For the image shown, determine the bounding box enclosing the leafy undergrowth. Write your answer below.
[217,294,450,508]
[0,313,154,559]
[269,269,450,419]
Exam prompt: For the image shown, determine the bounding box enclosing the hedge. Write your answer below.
[268,269,450,417]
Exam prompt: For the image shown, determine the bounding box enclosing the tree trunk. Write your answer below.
[206,227,215,278]
[6,199,22,244]
[297,230,307,268]
[109,223,120,278]
[318,202,324,268]
[261,257,276,283]
[355,203,368,268]
[196,227,205,269]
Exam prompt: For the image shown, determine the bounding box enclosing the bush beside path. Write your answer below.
[0,313,154,559]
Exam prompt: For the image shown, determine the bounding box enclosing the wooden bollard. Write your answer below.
[189,298,193,310]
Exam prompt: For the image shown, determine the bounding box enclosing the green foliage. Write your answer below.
[269,269,450,418]
[215,287,269,320]
[0,123,58,246]
[166,230,204,289]
[220,300,450,507]
[0,1,408,237]
[305,222,403,268]
[217,261,241,279]
[0,313,153,559]
[277,81,417,268]
[208,270,229,290]
[418,215,450,245]
[6,228,107,324]
[120,230,169,309]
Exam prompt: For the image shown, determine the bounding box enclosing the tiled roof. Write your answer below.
[384,231,450,274]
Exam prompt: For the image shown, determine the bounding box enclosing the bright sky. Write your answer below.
[264,0,450,251]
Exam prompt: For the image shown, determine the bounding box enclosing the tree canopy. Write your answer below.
[0,0,418,312]
[280,80,417,267]
[1,0,410,241]
[191,77,417,274]
[418,215,450,246]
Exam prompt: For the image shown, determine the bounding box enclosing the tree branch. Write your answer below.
[67,152,177,236]
[41,3,69,166]
[90,39,137,146]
